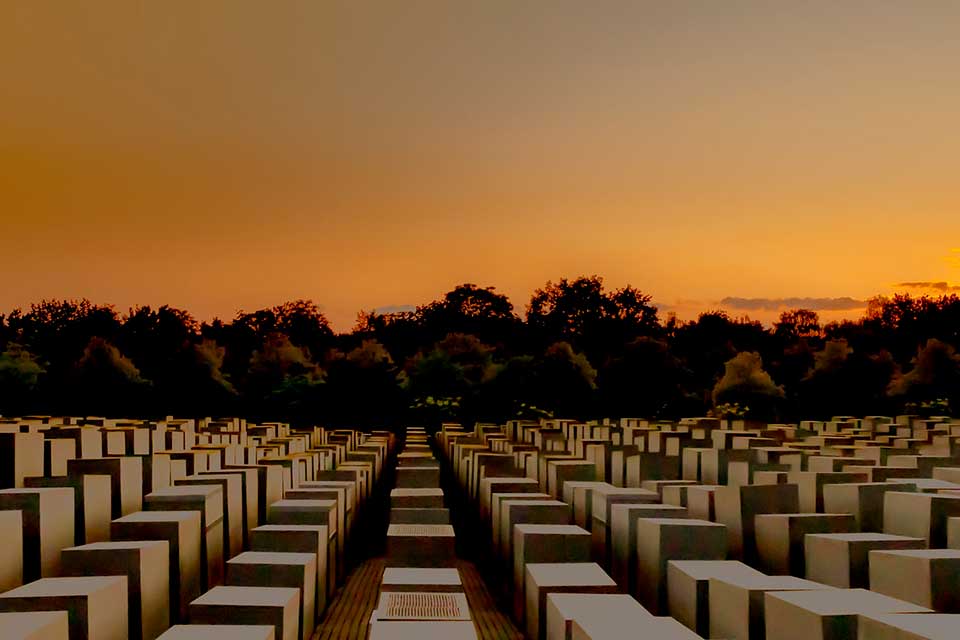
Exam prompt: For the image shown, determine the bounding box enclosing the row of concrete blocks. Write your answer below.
[0,421,382,584]
[457,418,960,507]
[435,420,960,639]
[160,428,388,640]
[0,422,393,640]
[0,422,364,495]
[450,441,960,554]
[664,558,960,640]
[372,428,477,640]
[386,431,455,568]
[544,570,957,640]
[449,423,960,563]
[437,427,715,639]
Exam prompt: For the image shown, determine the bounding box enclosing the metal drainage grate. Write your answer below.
[378,592,471,621]
[387,524,454,537]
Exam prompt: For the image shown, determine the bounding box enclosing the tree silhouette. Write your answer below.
[72,337,151,415]
[527,276,659,361]
[532,342,598,419]
[888,338,960,412]
[324,339,402,427]
[1,289,959,427]
[0,344,45,415]
[774,308,821,340]
[528,276,611,343]
[800,339,896,418]
[712,351,784,420]
[598,337,685,418]
[416,283,522,353]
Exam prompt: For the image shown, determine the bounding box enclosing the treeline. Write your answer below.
[1,277,959,426]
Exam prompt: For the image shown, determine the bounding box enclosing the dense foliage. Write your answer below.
[1,278,958,426]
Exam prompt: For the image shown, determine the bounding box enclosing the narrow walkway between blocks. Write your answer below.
[457,560,525,640]
[313,557,385,640]
[312,557,523,640]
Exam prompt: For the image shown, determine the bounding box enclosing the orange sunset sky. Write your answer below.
[2,2,959,331]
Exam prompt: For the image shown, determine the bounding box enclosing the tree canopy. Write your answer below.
[1,283,956,425]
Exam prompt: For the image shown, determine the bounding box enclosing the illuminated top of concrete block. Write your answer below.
[0,611,69,639]
[228,551,316,566]
[157,625,276,640]
[859,613,960,640]
[525,562,616,587]
[0,576,125,597]
[382,568,462,587]
[192,585,300,607]
[391,489,444,497]
[369,621,477,640]
[766,587,931,615]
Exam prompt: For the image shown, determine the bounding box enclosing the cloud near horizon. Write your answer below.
[372,304,417,315]
[894,281,960,292]
[719,297,867,312]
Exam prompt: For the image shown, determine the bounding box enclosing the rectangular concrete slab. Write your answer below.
[381,568,463,592]
[68,456,143,517]
[562,482,609,531]
[111,510,203,624]
[713,483,799,564]
[158,626,275,640]
[634,518,727,615]
[250,524,330,612]
[667,560,763,638]
[490,493,551,556]
[0,510,23,592]
[189,586,299,640]
[686,485,721,522]
[0,487,75,580]
[390,488,443,509]
[804,532,926,588]
[480,478,539,522]
[822,482,916,533]
[869,549,960,612]
[524,563,618,640]
[386,524,456,568]
[0,575,128,640]
[512,524,591,623]
[227,551,316,640]
[368,620,477,640]
[590,486,659,563]
[570,614,702,639]
[499,500,571,566]
[609,502,688,594]
[754,513,857,577]
[883,492,960,547]
[764,588,931,640]
[61,540,170,640]
[146,485,225,590]
[709,573,835,640]
[545,593,651,640]
[176,474,244,559]
[856,612,960,640]
[0,611,69,640]
[389,508,450,524]
[200,467,259,547]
